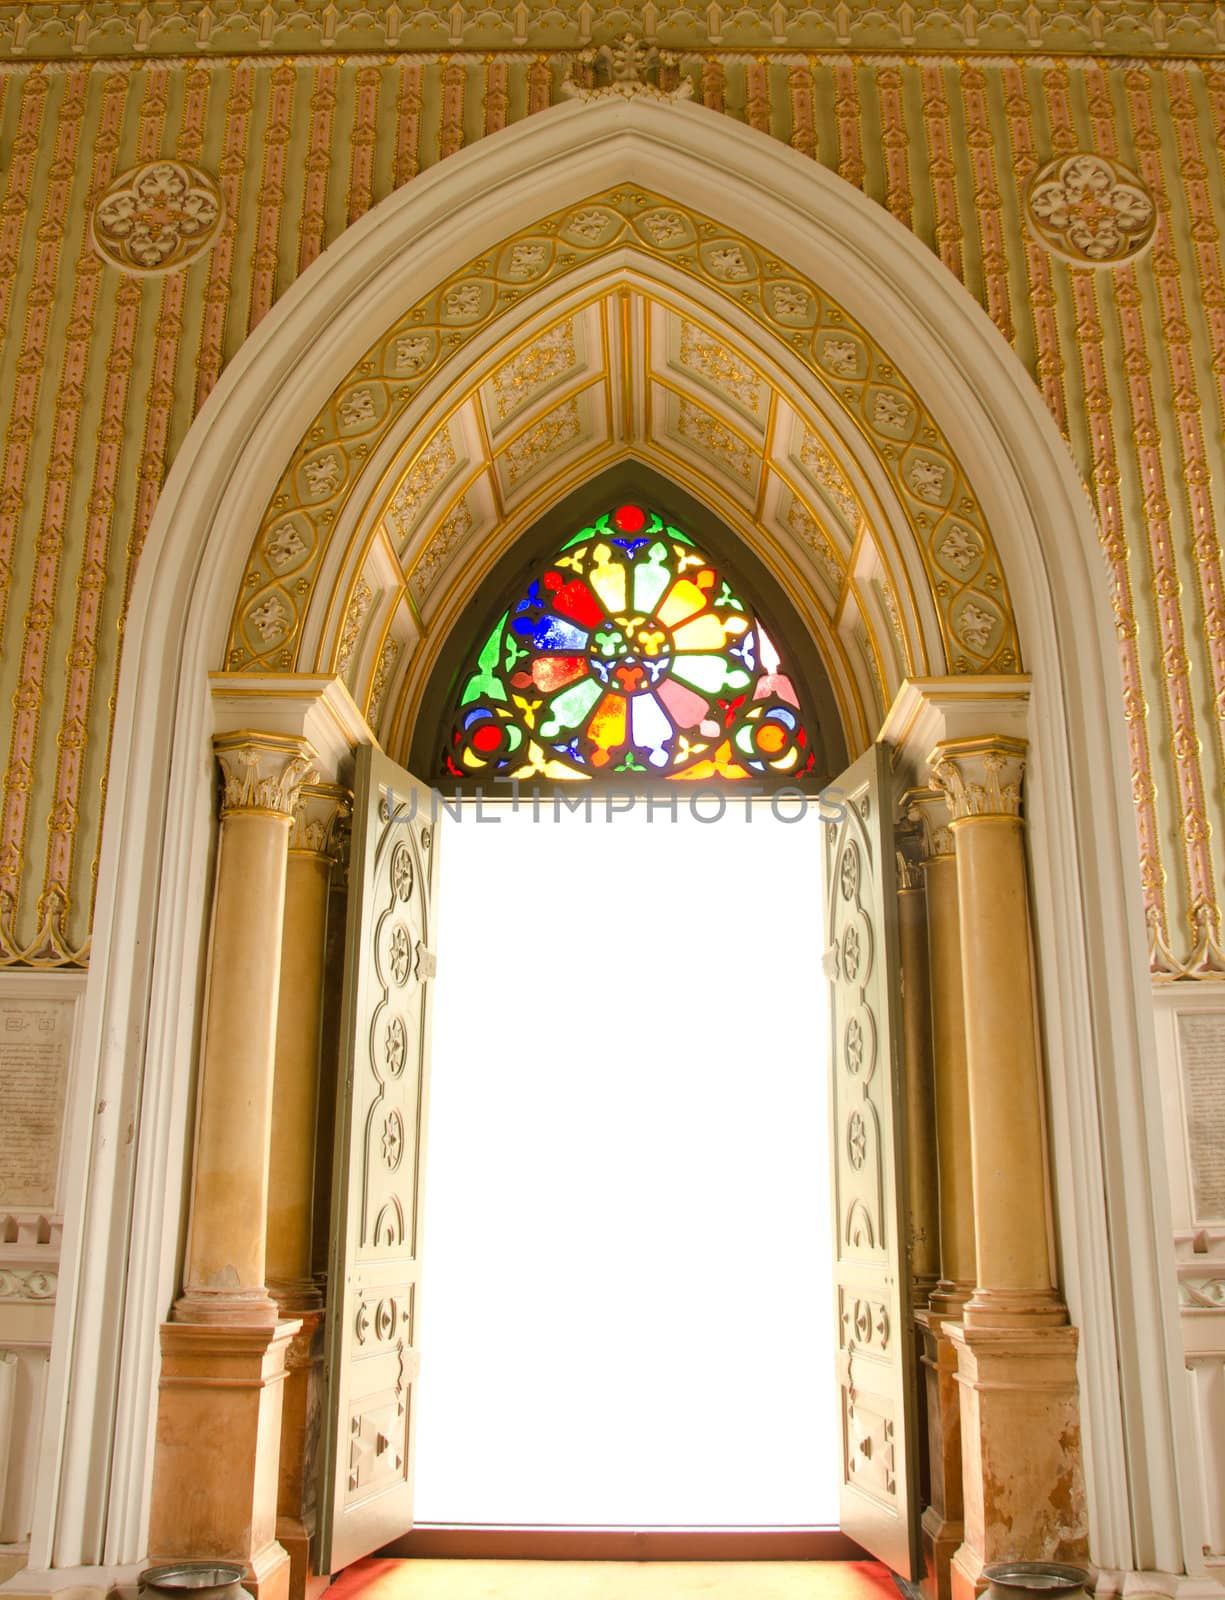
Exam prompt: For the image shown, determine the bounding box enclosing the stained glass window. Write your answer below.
[444,503,817,782]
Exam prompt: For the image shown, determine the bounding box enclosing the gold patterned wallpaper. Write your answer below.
[0,42,1223,977]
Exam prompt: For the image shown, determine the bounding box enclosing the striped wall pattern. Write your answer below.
[0,53,1223,975]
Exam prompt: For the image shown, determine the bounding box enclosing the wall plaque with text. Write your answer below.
[1179,1010,1225,1225]
[0,998,74,1208]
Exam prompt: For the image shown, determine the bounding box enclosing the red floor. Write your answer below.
[329,1555,902,1600]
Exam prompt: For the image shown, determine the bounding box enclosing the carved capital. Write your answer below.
[214,731,317,820]
[903,785,955,860]
[928,736,1027,822]
[289,781,351,860]
[895,820,926,891]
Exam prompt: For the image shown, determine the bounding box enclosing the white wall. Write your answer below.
[0,975,85,1581]
[1154,983,1225,1581]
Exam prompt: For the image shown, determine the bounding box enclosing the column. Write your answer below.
[149,731,315,1600]
[929,737,1088,1600]
[930,738,1058,1329]
[907,789,976,1316]
[905,788,972,1600]
[896,819,940,1306]
[266,782,348,1600]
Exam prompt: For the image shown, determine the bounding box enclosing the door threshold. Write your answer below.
[380,1526,867,1560]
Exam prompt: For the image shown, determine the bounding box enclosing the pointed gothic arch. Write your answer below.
[46,93,1193,1590]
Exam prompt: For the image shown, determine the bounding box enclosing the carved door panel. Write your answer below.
[317,745,438,1573]
[826,742,920,1578]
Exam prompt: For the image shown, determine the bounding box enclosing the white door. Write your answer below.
[316,745,439,1573]
[825,742,921,1577]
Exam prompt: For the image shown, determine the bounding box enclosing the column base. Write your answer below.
[173,1288,280,1327]
[930,1280,974,1319]
[917,1309,966,1600]
[148,1319,301,1600]
[961,1286,1068,1332]
[949,1320,1088,1595]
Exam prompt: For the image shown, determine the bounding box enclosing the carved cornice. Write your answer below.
[289,780,351,861]
[213,731,316,820]
[929,736,1027,822]
[1,2,1223,61]
[903,785,955,860]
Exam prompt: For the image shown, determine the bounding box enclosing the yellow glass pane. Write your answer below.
[671,615,727,652]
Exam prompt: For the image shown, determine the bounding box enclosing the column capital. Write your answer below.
[214,731,317,820]
[289,780,351,860]
[903,785,956,860]
[929,736,1027,823]
[895,819,926,890]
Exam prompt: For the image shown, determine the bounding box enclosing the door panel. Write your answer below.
[826,742,920,1577]
[317,746,438,1573]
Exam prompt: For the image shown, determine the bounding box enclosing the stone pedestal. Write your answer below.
[148,1322,301,1600]
[916,1308,965,1600]
[276,1312,326,1600]
[948,1323,1088,1600]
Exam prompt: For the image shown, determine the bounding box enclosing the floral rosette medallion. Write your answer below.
[1024,152,1156,266]
[91,159,224,274]
[445,503,816,782]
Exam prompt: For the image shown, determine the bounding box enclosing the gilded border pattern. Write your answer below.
[0,68,92,959]
[3,1,1225,62]
[920,63,963,285]
[1088,63,1214,967]
[195,61,255,408]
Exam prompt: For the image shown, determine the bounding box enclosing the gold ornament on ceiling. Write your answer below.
[91,159,224,275]
[561,33,694,102]
[1024,153,1156,267]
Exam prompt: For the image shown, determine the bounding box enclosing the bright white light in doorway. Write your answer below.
[414,800,837,1527]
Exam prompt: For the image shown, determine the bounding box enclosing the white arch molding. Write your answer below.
[30,95,1204,1594]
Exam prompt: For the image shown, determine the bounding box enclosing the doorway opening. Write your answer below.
[413,797,837,1531]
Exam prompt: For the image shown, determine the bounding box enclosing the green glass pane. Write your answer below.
[633,542,673,615]
[460,614,510,705]
[539,676,602,737]
[672,655,751,695]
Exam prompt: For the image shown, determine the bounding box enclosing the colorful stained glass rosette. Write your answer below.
[445,504,816,782]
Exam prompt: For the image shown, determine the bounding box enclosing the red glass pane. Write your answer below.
[524,655,588,694]
[552,578,604,628]
[613,503,646,533]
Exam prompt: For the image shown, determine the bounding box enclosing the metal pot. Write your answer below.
[138,1562,248,1600]
[983,1563,1091,1600]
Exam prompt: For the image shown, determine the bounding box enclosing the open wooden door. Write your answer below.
[825,742,921,1578]
[317,745,439,1573]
